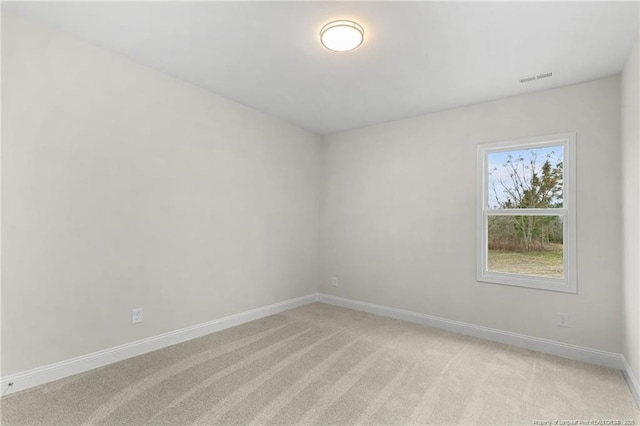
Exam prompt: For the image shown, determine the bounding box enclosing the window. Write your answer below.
[477,132,576,293]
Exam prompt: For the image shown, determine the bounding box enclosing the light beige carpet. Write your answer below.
[1,302,638,425]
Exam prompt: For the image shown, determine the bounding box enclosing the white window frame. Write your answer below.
[476,132,576,293]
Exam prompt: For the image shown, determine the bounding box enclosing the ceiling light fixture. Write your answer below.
[320,20,364,52]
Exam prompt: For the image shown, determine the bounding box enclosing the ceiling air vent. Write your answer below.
[520,72,553,83]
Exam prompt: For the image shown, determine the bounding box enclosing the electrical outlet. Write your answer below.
[557,313,569,327]
[331,277,338,287]
[132,308,143,324]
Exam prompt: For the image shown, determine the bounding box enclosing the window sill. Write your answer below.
[477,271,577,293]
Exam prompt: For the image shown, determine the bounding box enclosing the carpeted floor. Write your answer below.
[1,302,638,425]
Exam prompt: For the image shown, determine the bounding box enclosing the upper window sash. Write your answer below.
[481,136,575,213]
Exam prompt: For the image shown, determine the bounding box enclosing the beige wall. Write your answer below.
[321,76,623,352]
[1,13,321,376]
[621,36,640,386]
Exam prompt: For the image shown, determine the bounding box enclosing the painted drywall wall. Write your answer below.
[621,36,640,385]
[1,13,321,376]
[321,76,623,352]
[0,8,4,385]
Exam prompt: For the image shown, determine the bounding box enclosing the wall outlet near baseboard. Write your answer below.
[132,308,143,324]
[557,313,569,327]
[331,277,338,287]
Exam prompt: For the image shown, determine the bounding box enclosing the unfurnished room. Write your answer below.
[1,1,639,425]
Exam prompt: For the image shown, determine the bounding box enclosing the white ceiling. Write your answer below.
[4,1,639,135]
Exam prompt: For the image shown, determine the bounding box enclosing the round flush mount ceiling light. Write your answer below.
[320,20,364,52]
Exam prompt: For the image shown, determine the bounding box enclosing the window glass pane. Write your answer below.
[487,146,564,209]
[487,215,564,278]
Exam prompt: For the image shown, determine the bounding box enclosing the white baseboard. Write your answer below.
[318,294,625,370]
[0,293,319,396]
[3,292,637,408]
[621,356,640,408]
